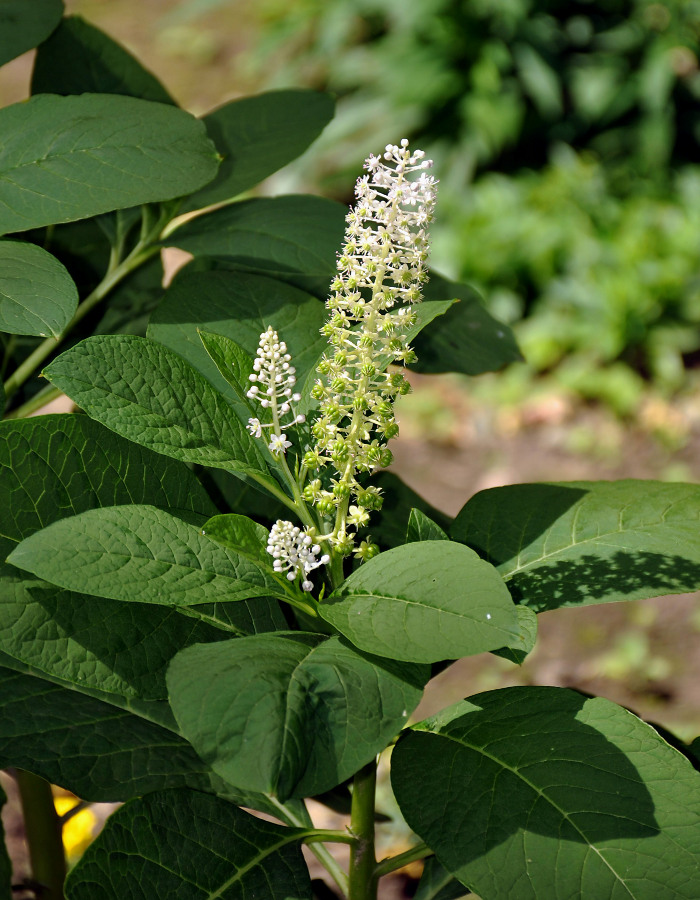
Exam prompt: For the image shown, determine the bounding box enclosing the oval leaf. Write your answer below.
[451,481,700,611]
[392,686,700,900]
[0,0,63,67]
[7,504,290,606]
[65,789,312,900]
[318,541,519,663]
[0,240,77,336]
[0,93,218,235]
[43,334,274,480]
[168,633,427,800]
[184,89,335,210]
[31,15,175,103]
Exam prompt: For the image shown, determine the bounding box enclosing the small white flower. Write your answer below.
[268,433,292,455]
[247,417,263,438]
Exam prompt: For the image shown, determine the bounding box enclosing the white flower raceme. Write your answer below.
[246,326,305,455]
[267,520,330,591]
[304,139,437,549]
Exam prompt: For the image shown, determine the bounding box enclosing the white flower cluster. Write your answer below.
[267,520,330,591]
[246,326,305,455]
[304,139,437,548]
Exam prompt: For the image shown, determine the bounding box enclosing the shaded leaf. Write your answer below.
[8,504,291,606]
[65,789,312,900]
[451,481,700,612]
[0,781,9,900]
[0,0,62,67]
[414,858,470,900]
[392,686,700,900]
[168,633,427,799]
[368,471,453,550]
[185,89,335,210]
[199,329,256,414]
[31,15,175,103]
[406,508,449,543]
[0,94,218,235]
[0,240,78,337]
[318,542,519,663]
[491,605,538,665]
[43,334,276,482]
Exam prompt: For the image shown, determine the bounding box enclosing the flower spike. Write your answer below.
[267,520,330,591]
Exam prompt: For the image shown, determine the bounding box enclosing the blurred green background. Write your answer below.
[4,3,700,872]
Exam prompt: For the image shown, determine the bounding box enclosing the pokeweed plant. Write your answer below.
[3,7,700,900]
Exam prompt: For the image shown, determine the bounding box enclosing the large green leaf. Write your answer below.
[166,195,345,298]
[318,542,519,663]
[184,89,335,211]
[0,239,78,337]
[31,15,175,103]
[0,665,274,809]
[0,781,9,900]
[43,334,275,482]
[413,274,522,375]
[451,481,700,612]
[168,633,427,800]
[0,0,62,67]
[65,789,312,900]
[7,504,291,606]
[392,686,700,900]
[147,269,327,415]
[0,94,218,235]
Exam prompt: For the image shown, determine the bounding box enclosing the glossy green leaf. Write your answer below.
[65,789,312,900]
[0,781,9,900]
[184,89,335,211]
[147,269,326,416]
[0,0,62,67]
[319,542,519,663]
[199,329,256,413]
[406,508,449,543]
[31,15,175,103]
[0,94,218,235]
[0,665,274,809]
[392,686,700,900]
[491,605,538,665]
[8,504,290,606]
[451,481,700,612]
[412,274,522,376]
[168,633,427,799]
[414,858,470,900]
[0,239,78,336]
[43,334,275,481]
[201,513,270,563]
[166,194,345,297]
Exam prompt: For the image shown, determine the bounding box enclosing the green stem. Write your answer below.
[374,842,433,879]
[268,797,350,897]
[2,214,162,404]
[15,770,66,900]
[348,760,377,900]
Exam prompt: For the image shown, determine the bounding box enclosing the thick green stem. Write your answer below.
[15,770,66,900]
[348,760,377,900]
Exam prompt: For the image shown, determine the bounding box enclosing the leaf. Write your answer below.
[414,858,471,900]
[166,194,346,298]
[168,633,427,799]
[318,542,519,663]
[199,329,256,413]
[0,93,218,235]
[0,781,10,900]
[406,508,449,543]
[0,239,78,336]
[184,89,335,211]
[490,605,538,665]
[7,504,290,607]
[43,334,275,482]
[0,665,275,810]
[31,15,175,103]
[451,481,700,612]
[412,274,522,376]
[0,0,62,67]
[65,789,312,900]
[392,686,700,900]
[201,513,270,564]
[368,471,453,550]
[147,269,326,417]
